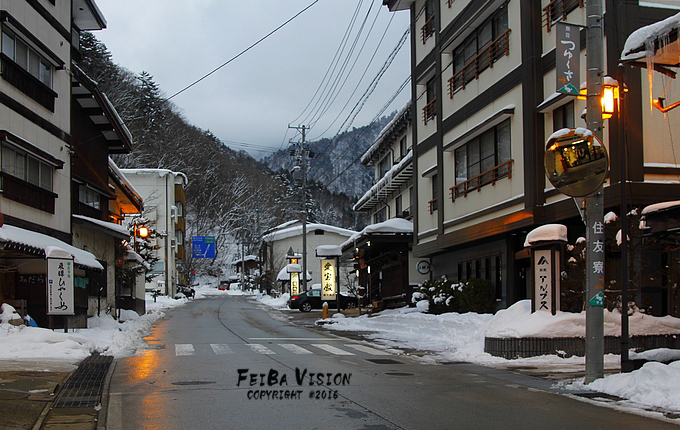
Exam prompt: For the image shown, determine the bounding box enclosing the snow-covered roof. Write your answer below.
[341,218,413,250]
[276,266,312,281]
[361,101,412,165]
[353,149,413,212]
[262,223,356,242]
[642,200,680,215]
[120,168,189,186]
[109,157,143,203]
[0,224,103,270]
[232,255,259,264]
[621,11,680,70]
[524,224,568,248]
[73,214,130,239]
[316,245,342,257]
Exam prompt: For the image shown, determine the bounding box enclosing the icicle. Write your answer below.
[645,37,655,112]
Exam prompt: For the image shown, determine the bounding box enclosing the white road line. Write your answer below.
[311,344,355,356]
[107,392,122,430]
[249,344,275,355]
[210,344,233,355]
[279,344,313,354]
[249,338,338,341]
[175,344,195,356]
[344,344,391,356]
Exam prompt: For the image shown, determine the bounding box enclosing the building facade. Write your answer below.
[384,0,680,314]
[120,169,188,297]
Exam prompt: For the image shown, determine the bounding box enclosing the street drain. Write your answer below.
[366,358,403,365]
[171,381,216,386]
[385,372,414,376]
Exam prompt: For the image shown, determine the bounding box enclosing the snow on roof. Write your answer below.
[120,168,188,186]
[73,214,129,238]
[0,224,103,270]
[361,101,412,165]
[524,224,568,248]
[232,255,259,264]
[276,265,312,281]
[262,223,356,242]
[341,218,413,250]
[353,149,413,211]
[642,200,680,215]
[547,127,593,142]
[109,157,142,200]
[621,11,680,62]
[316,245,342,257]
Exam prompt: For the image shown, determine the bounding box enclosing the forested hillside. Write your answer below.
[78,33,378,276]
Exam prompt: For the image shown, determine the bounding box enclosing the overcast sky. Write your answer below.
[93,0,411,158]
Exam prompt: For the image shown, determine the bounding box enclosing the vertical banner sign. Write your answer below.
[534,250,553,313]
[321,259,336,301]
[290,272,300,296]
[556,22,580,95]
[589,221,606,307]
[47,258,75,315]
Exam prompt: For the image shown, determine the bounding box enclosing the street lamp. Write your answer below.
[578,76,623,120]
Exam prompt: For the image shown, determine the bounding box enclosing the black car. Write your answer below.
[288,289,359,312]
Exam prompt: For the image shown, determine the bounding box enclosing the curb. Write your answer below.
[97,359,117,430]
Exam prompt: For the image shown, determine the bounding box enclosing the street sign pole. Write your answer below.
[585,0,605,383]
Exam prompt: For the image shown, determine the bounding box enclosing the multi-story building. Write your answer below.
[383,0,680,314]
[351,101,428,307]
[0,0,132,328]
[120,168,188,297]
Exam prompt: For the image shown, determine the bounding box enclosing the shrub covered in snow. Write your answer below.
[413,277,495,314]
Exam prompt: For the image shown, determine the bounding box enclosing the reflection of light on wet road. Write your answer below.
[141,394,164,430]
[128,349,160,381]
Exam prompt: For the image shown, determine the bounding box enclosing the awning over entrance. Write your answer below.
[0,224,103,270]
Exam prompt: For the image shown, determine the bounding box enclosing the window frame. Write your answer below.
[1,27,54,89]
[1,143,54,192]
[553,100,575,131]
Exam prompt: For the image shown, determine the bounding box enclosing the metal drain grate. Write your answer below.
[53,354,113,408]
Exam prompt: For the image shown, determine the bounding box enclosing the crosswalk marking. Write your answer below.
[344,344,391,356]
[210,344,233,355]
[249,343,275,355]
[311,344,355,356]
[279,344,313,354]
[175,344,195,356]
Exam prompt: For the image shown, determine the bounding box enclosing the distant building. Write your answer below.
[120,169,188,297]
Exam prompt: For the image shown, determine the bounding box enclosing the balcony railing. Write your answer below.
[421,15,435,44]
[449,159,514,202]
[0,54,56,112]
[423,98,436,125]
[543,0,583,32]
[0,172,57,213]
[448,29,511,97]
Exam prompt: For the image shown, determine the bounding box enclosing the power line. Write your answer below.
[166,0,319,101]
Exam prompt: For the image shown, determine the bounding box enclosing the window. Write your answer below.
[378,155,391,178]
[543,0,583,32]
[423,78,437,124]
[1,144,53,191]
[374,206,387,224]
[422,0,435,43]
[79,186,100,210]
[452,120,512,199]
[1,28,53,88]
[430,174,438,213]
[450,7,509,94]
[175,230,183,245]
[553,101,575,131]
[175,201,184,217]
[399,136,408,159]
[396,194,403,217]
[314,229,325,235]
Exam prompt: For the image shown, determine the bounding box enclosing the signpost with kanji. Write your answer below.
[192,236,216,259]
[556,22,580,95]
[47,255,74,316]
[321,259,336,301]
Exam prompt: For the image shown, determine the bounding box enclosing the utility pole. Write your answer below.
[289,124,309,292]
[585,0,605,383]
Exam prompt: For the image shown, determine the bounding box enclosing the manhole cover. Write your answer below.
[171,381,216,386]
[385,372,414,376]
[366,358,403,365]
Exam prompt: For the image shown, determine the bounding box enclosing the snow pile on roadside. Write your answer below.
[256,292,290,310]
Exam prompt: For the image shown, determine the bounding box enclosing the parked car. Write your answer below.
[288,288,358,312]
[218,280,230,290]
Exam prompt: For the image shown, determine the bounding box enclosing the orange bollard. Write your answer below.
[322,302,328,319]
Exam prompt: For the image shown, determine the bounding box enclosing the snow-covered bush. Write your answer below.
[412,277,495,314]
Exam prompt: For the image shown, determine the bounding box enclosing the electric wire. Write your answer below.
[289,0,365,125]
[165,0,319,101]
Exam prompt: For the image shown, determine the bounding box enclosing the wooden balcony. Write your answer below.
[421,15,435,44]
[1,172,57,213]
[449,159,514,202]
[448,29,511,97]
[423,98,436,125]
[543,0,583,32]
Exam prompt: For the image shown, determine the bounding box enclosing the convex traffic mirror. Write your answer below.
[544,128,609,197]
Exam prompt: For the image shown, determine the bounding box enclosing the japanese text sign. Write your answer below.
[47,257,74,315]
[556,22,580,95]
[534,250,553,313]
[321,259,336,300]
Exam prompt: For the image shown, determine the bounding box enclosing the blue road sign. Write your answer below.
[192,236,216,259]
